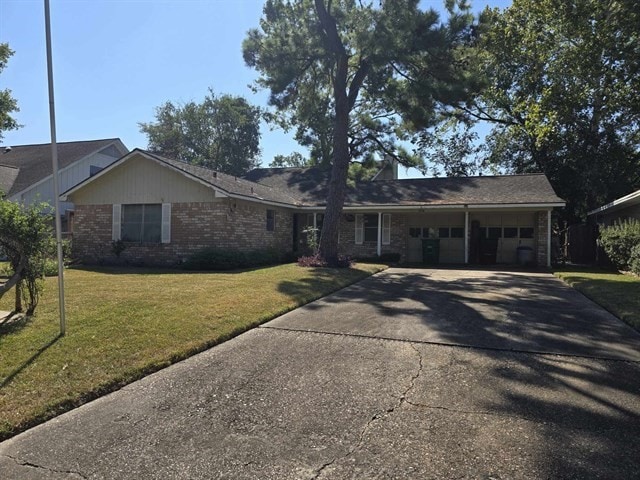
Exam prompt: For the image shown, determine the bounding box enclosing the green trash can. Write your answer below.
[422,239,440,265]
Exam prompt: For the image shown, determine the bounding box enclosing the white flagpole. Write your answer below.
[44,0,66,336]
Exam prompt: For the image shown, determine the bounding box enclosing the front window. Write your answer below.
[121,204,161,243]
[364,214,378,242]
[266,209,276,231]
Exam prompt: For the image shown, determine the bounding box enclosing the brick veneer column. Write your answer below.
[536,210,549,266]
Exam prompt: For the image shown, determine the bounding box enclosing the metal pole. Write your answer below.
[44,0,66,335]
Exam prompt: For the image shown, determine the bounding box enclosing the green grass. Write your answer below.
[554,268,640,330]
[0,262,385,440]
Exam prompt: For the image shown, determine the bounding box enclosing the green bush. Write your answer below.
[630,244,640,276]
[182,248,290,271]
[355,252,401,263]
[598,220,640,271]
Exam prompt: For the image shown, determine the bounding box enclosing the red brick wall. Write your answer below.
[72,201,293,266]
[338,213,407,261]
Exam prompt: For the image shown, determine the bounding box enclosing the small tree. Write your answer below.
[0,198,53,315]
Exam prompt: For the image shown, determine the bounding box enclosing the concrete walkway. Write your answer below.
[1,268,639,479]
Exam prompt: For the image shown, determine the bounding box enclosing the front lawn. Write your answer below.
[554,268,640,330]
[0,263,385,440]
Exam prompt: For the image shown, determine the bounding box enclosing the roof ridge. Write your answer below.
[370,173,547,182]
[0,138,121,148]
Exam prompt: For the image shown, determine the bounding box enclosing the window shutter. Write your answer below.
[382,214,391,245]
[161,203,171,244]
[112,204,121,241]
[355,214,364,245]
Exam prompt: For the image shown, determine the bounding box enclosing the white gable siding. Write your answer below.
[11,150,122,210]
[70,154,219,205]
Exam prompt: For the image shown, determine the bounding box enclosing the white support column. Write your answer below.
[313,212,317,230]
[377,212,382,256]
[547,209,552,267]
[464,210,469,264]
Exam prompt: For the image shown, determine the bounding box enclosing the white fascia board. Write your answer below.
[587,189,640,216]
[220,191,299,210]
[467,202,565,209]
[296,202,564,212]
[13,139,127,201]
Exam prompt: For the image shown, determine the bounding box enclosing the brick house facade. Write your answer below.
[63,149,564,267]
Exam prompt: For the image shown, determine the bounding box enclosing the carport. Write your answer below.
[330,174,565,267]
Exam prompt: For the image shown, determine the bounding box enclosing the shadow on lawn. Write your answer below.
[279,267,640,478]
[0,334,62,389]
[70,263,296,276]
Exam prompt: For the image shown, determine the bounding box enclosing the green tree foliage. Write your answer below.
[598,220,640,271]
[445,0,640,222]
[139,89,262,177]
[0,43,21,141]
[244,0,476,263]
[269,151,309,168]
[0,199,54,315]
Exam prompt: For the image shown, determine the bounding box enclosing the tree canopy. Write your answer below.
[0,43,21,141]
[244,0,476,263]
[439,0,640,222]
[139,90,262,177]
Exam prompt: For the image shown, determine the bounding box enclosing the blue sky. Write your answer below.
[0,0,511,178]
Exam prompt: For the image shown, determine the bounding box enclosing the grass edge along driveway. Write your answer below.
[554,268,640,331]
[0,263,385,441]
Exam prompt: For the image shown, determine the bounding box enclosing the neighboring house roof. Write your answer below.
[0,164,19,196]
[245,167,565,208]
[0,138,127,197]
[64,150,565,210]
[587,189,640,216]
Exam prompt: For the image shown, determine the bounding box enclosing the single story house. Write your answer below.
[0,138,128,232]
[61,149,565,267]
[587,189,640,226]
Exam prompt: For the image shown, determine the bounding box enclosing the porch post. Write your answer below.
[547,209,552,267]
[313,212,317,231]
[464,210,469,264]
[377,212,382,256]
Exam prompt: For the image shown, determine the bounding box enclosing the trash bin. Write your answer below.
[422,239,440,265]
[517,246,534,266]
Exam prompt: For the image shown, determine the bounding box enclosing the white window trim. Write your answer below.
[382,213,391,245]
[112,204,121,241]
[355,214,364,245]
[161,203,171,244]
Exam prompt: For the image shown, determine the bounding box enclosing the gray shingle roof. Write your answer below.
[65,150,564,209]
[0,164,19,196]
[244,167,564,207]
[0,139,124,196]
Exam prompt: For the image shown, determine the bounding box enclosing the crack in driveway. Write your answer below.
[310,344,423,479]
[4,454,88,479]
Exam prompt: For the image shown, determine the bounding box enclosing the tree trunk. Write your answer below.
[318,58,350,265]
[15,281,23,313]
[315,0,352,266]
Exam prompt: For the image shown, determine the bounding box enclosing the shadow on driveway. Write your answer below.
[272,267,640,478]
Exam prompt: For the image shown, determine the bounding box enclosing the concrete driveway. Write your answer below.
[1,268,639,479]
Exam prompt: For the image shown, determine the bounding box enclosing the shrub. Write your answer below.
[356,252,401,263]
[182,248,288,271]
[630,244,640,276]
[297,254,352,268]
[598,220,640,271]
